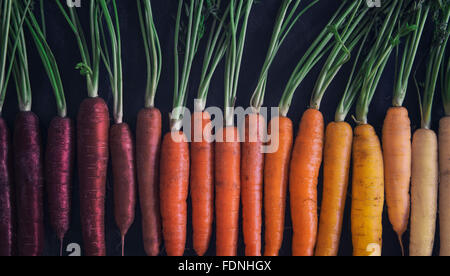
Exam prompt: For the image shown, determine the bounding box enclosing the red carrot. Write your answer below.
[136,0,163,256]
[0,118,15,256]
[45,117,74,251]
[110,123,136,256]
[14,111,44,256]
[77,98,110,256]
[136,108,162,256]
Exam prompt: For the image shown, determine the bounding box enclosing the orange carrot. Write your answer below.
[159,131,189,256]
[382,107,411,250]
[241,113,264,256]
[264,116,293,256]
[315,121,352,256]
[190,111,214,256]
[215,126,241,256]
[289,108,324,256]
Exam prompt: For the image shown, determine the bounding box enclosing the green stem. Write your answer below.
[393,2,430,107]
[137,0,162,108]
[99,0,123,124]
[22,1,67,117]
[250,0,318,112]
[0,0,13,115]
[422,4,450,128]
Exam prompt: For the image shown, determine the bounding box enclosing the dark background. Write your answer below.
[1,0,444,256]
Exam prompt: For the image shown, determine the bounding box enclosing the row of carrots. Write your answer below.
[1,0,449,257]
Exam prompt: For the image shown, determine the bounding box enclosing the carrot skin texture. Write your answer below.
[264,116,293,256]
[190,112,214,256]
[46,117,75,241]
[215,126,241,256]
[136,108,162,256]
[410,129,438,256]
[0,118,15,256]
[315,121,352,256]
[289,108,324,256]
[241,114,264,256]
[351,124,384,257]
[160,131,189,256]
[77,97,110,256]
[440,117,450,256]
[110,123,136,248]
[14,111,44,256]
[382,107,411,239]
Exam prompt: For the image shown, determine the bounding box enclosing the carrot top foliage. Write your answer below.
[21,1,67,118]
[56,0,101,98]
[419,1,450,128]
[224,0,254,126]
[0,0,14,114]
[249,0,319,112]
[137,0,162,109]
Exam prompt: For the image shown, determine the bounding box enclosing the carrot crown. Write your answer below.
[310,1,372,111]
[99,0,123,124]
[172,0,206,130]
[10,2,33,113]
[278,0,361,117]
[137,0,162,109]
[393,1,430,107]
[419,2,450,128]
[21,1,68,118]
[224,0,253,127]
[249,0,318,113]
[196,0,229,112]
[355,1,415,125]
[56,0,101,98]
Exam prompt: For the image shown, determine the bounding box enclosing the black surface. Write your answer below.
[1,0,444,256]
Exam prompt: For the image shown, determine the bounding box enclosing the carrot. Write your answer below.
[99,0,137,256]
[439,117,450,256]
[440,12,450,256]
[315,122,352,256]
[0,118,15,256]
[45,117,74,251]
[57,0,109,256]
[136,0,163,257]
[411,4,449,256]
[289,108,323,256]
[77,97,109,256]
[246,0,317,257]
[382,107,411,249]
[315,21,371,256]
[24,2,75,255]
[382,4,429,254]
[351,124,384,256]
[215,126,241,256]
[241,113,264,256]
[190,111,214,256]
[159,0,205,256]
[189,0,230,256]
[160,131,190,256]
[136,108,162,256]
[263,116,293,256]
[410,129,438,256]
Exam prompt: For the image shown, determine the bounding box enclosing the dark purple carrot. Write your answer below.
[14,112,44,256]
[22,3,75,256]
[45,117,74,254]
[0,118,15,256]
